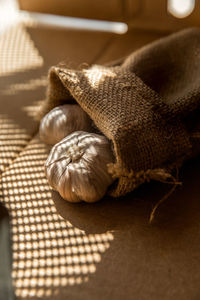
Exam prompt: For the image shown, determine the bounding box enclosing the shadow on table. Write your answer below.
[52,155,200,235]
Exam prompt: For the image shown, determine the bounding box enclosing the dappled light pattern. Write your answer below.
[0,16,115,299]
[23,100,45,119]
[0,136,114,298]
[0,21,46,172]
[0,24,43,76]
[2,76,47,96]
[0,115,31,174]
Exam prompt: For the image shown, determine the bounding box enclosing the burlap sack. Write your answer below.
[40,27,200,198]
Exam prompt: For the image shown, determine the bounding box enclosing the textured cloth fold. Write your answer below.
[40,27,200,197]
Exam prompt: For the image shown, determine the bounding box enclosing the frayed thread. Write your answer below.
[108,163,181,223]
[149,183,178,224]
[108,164,180,185]
[149,166,181,224]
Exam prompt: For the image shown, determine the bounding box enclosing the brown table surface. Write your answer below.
[0,22,199,300]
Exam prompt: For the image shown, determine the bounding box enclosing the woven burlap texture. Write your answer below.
[40,27,200,197]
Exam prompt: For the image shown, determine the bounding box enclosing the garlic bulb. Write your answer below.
[39,104,93,145]
[45,131,115,203]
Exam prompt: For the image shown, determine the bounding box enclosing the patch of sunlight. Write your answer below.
[0,115,31,173]
[1,136,114,298]
[25,12,128,34]
[83,66,116,88]
[23,100,45,119]
[2,76,47,95]
[0,24,43,76]
[0,0,20,33]
[168,0,195,18]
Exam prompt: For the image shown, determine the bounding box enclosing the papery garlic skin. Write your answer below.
[45,131,115,203]
[39,104,93,145]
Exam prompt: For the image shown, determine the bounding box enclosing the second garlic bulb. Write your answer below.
[39,104,93,145]
[45,131,115,203]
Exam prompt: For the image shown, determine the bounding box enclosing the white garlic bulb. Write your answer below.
[39,104,93,145]
[45,131,115,203]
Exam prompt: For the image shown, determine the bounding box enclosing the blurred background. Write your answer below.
[0,0,200,35]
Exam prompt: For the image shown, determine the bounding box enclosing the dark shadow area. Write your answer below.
[51,156,200,300]
[25,25,114,68]
[0,203,15,300]
[52,154,200,235]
